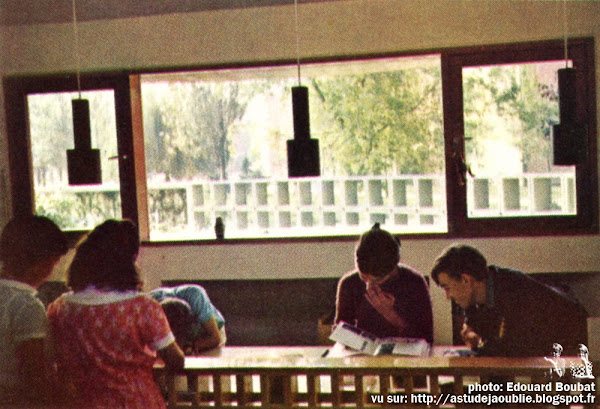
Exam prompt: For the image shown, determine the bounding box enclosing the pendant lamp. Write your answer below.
[66,0,102,185]
[553,0,587,166]
[287,0,320,177]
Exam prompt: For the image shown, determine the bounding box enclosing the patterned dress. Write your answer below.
[48,289,175,409]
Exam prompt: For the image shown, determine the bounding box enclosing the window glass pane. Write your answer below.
[29,91,122,230]
[463,61,576,218]
[141,55,446,240]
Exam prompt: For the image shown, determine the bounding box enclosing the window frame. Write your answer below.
[442,38,597,237]
[3,73,147,235]
[3,38,597,242]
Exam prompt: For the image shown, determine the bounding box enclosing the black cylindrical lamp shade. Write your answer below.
[67,99,102,185]
[553,68,587,166]
[287,86,321,177]
[292,86,311,141]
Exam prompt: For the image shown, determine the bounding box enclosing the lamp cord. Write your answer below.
[72,0,82,98]
[294,0,301,86]
[563,0,568,68]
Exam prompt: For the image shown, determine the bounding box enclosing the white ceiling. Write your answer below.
[0,0,333,26]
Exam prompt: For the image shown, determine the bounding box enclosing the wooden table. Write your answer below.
[154,346,598,408]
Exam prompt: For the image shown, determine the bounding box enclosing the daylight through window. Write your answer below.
[463,61,576,218]
[140,55,447,239]
[10,38,596,240]
[29,91,122,231]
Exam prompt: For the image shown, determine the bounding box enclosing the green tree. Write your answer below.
[29,91,119,186]
[28,93,71,186]
[310,66,444,176]
[463,64,559,173]
[30,91,120,230]
[498,67,558,172]
[148,82,252,181]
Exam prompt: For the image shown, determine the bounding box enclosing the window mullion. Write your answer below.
[441,53,468,235]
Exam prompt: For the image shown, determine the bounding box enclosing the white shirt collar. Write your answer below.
[0,278,37,295]
[63,287,143,305]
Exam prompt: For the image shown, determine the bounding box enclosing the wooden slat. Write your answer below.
[213,374,223,407]
[403,375,414,395]
[330,373,341,408]
[307,373,317,407]
[453,374,463,395]
[429,374,440,395]
[236,374,246,407]
[354,375,364,408]
[429,375,441,408]
[166,374,177,408]
[380,373,391,396]
[156,346,566,408]
[259,374,269,406]
[283,374,293,407]
[187,373,200,407]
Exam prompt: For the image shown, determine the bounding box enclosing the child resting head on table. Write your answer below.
[47,219,184,409]
[151,284,227,355]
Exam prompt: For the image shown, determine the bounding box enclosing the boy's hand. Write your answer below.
[365,283,396,315]
[460,323,481,350]
[365,283,407,330]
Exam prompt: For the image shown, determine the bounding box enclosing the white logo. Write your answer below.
[544,343,566,378]
[570,344,594,379]
[545,343,595,379]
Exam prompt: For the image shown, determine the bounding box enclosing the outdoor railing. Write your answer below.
[146,175,448,239]
[467,172,576,218]
[35,172,575,239]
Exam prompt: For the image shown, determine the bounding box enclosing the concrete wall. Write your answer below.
[1,0,599,344]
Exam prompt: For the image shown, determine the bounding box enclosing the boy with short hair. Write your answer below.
[0,216,68,405]
[431,244,588,357]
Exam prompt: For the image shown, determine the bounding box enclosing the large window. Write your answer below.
[140,56,446,240]
[463,61,575,218]
[4,38,597,240]
[442,39,596,236]
[29,90,122,230]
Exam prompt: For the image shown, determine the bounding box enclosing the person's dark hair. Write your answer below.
[68,219,141,292]
[160,297,193,346]
[355,223,400,277]
[0,215,68,278]
[430,244,489,285]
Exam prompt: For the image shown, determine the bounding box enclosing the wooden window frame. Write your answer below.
[442,38,597,237]
[3,73,147,236]
[3,38,597,241]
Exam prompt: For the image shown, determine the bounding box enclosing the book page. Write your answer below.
[329,322,377,353]
[375,337,431,356]
[325,342,366,358]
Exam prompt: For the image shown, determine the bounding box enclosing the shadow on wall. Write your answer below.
[163,278,339,346]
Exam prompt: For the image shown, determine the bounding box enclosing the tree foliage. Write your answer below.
[28,59,563,232]
[144,82,252,181]
[28,94,71,185]
[310,66,444,176]
[463,64,559,173]
[29,91,120,186]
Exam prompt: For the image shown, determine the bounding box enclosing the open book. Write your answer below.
[328,321,430,357]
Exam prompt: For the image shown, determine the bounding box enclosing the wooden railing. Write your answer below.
[153,346,598,409]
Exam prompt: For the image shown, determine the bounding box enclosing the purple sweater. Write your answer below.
[335,264,433,343]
